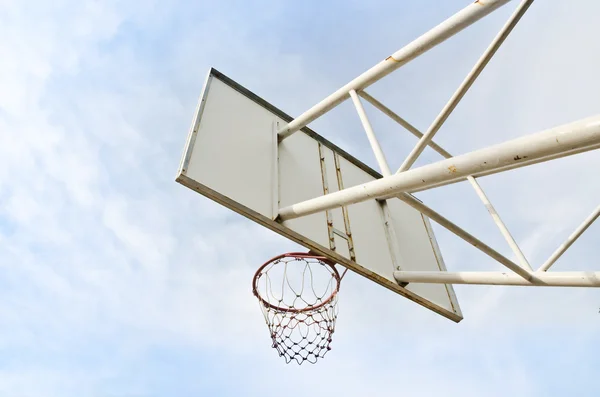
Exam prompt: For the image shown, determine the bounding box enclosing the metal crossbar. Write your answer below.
[278,0,513,141]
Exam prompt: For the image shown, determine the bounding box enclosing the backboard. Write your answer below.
[176,68,463,322]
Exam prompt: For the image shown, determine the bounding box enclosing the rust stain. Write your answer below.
[448,165,458,173]
[386,55,401,63]
[333,152,356,262]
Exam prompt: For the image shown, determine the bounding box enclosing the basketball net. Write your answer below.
[252,252,342,364]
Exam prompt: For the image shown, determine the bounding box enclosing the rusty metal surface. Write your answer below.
[333,152,356,262]
[318,143,356,262]
[318,143,337,252]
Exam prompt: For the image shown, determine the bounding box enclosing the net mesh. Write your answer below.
[252,253,341,365]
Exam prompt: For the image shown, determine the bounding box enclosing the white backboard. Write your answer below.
[176,69,462,322]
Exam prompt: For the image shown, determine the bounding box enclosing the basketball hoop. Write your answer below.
[252,252,342,364]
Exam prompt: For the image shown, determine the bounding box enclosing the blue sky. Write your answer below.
[1,0,599,396]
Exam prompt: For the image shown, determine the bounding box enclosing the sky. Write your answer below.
[1,0,599,396]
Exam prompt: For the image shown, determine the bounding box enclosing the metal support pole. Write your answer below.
[538,204,600,272]
[277,115,600,221]
[394,271,600,287]
[396,193,531,280]
[358,92,534,274]
[349,90,392,176]
[359,92,600,181]
[358,91,452,158]
[277,0,512,141]
[396,0,534,173]
[349,90,408,273]
[467,176,532,270]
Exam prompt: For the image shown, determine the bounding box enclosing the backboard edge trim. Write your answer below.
[177,69,214,177]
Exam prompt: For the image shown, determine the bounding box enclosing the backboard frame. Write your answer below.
[176,68,463,322]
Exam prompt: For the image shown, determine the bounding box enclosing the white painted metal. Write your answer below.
[349,90,408,274]
[395,192,532,280]
[538,204,600,272]
[358,93,600,191]
[348,87,534,281]
[277,0,512,141]
[349,90,392,176]
[358,91,452,158]
[365,87,598,285]
[356,92,535,279]
[396,0,534,173]
[278,115,600,221]
[394,271,600,287]
[177,69,462,322]
[467,176,532,271]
